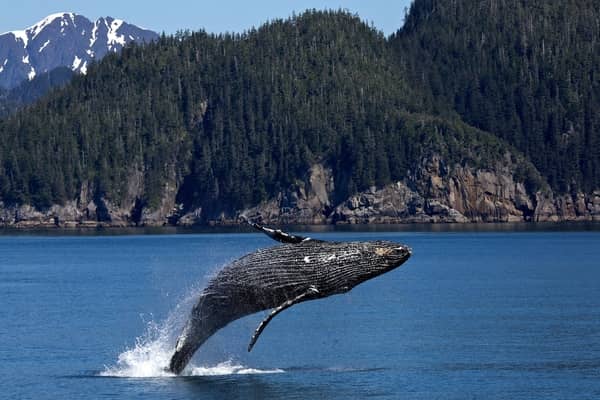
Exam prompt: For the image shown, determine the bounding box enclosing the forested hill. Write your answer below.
[392,0,600,193]
[0,8,598,226]
[0,67,74,117]
[0,11,513,214]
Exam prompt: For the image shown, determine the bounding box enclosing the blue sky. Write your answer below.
[1,0,412,37]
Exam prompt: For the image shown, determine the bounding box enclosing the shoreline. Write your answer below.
[2,221,600,236]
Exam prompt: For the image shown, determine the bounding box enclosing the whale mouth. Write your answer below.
[404,247,412,258]
[394,246,412,256]
[384,245,411,270]
[390,245,412,260]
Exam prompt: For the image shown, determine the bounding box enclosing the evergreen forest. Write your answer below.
[0,2,598,221]
[393,0,600,192]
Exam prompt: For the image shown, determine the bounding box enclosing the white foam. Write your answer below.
[188,360,284,376]
[100,323,176,377]
[100,317,283,378]
[100,280,282,378]
[100,288,195,378]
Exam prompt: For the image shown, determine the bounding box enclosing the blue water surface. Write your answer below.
[1,228,599,399]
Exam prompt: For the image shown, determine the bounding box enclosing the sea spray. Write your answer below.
[100,289,198,377]
[100,268,283,377]
[188,360,283,376]
[100,321,283,378]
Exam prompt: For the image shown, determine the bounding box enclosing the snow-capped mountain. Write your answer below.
[0,12,158,89]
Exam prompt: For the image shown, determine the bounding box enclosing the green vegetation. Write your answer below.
[0,5,596,220]
[393,0,600,193]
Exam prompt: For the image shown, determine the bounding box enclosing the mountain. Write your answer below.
[391,0,600,194]
[0,67,74,116]
[0,9,598,228]
[0,12,158,89]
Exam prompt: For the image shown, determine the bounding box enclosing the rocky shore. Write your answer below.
[2,155,599,229]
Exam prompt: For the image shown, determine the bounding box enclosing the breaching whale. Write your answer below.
[168,221,412,374]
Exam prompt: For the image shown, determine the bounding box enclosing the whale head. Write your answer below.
[360,240,412,279]
[322,240,412,294]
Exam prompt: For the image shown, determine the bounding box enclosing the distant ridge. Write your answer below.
[0,12,158,89]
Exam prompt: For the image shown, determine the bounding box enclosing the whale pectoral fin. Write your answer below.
[242,216,312,244]
[248,286,319,352]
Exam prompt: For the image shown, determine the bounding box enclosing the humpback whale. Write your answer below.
[168,221,412,374]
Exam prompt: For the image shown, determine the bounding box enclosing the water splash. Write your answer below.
[188,360,284,376]
[100,282,283,378]
[100,319,176,377]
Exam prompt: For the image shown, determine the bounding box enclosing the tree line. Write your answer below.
[393,0,600,193]
[1,6,590,219]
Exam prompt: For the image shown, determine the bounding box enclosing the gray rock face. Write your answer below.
[0,12,157,89]
[1,155,599,228]
[316,156,528,224]
[330,182,438,224]
[236,164,335,225]
[233,155,600,225]
[0,162,180,228]
[535,191,600,222]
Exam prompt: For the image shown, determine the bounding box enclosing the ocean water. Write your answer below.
[1,228,599,399]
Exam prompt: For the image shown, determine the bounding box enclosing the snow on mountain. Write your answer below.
[106,18,126,49]
[0,12,158,89]
[29,12,73,40]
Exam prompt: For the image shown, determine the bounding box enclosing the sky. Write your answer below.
[0,0,413,37]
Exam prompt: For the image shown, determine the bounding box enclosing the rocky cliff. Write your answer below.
[0,164,180,228]
[2,153,597,228]
[238,155,600,225]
